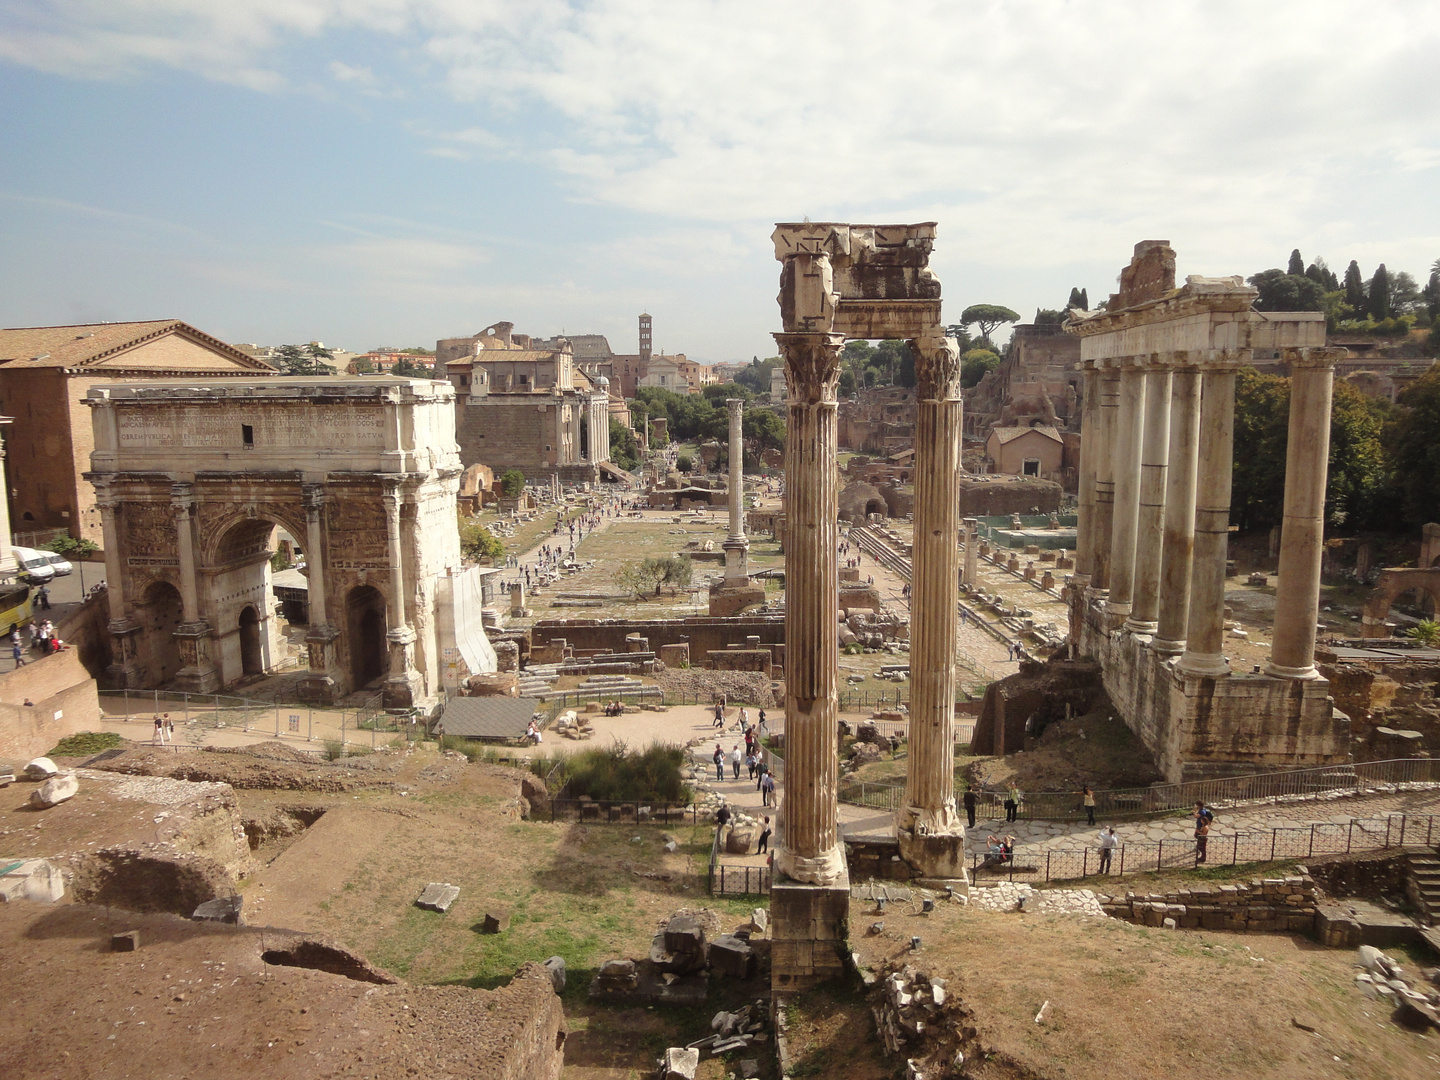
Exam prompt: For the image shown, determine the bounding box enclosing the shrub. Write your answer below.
[438,733,500,763]
[676,453,694,473]
[538,741,689,802]
[1406,619,1440,647]
[48,731,123,756]
[323,740,372,761]
[500,469,525,497]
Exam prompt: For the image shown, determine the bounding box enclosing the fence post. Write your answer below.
[1118,844,1125,876]
[1308,824,1315,858]
[1157,840,1163,872]
[1347,821,1354,854]
[1385,816,1392,849]
[1046,850,1052,882]
[1429,816,1435,848]
[1399,815,1407,847]
[1270,830,1277,862]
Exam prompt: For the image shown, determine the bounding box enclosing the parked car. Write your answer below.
[10,547,56,585]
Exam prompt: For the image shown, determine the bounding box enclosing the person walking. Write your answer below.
[37,585,50,610]
[745,749,758,780]
[757,708,767,737]
[756,815,772,854]
[713,743,725,782]
[962,786,978,829]
[730,744,743,780]
[760,770,776,807]
[152,716,164,746]
[1193,802,1214,864]
[11,639,25,668]
[1098,826,1118,875]
[713,702,725,729]
[1079,785,1096,827]
[755,755,768,791]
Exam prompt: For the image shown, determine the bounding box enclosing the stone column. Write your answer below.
[1153,365,1202,655]
[382,484,422,707]
[897,332,966,880]
[1090,365,1120,593]
[170,482,219,693]
[96,484,142,688]
[722,397,750,585]
[774,331,846,887]
[299,483,341,703]
[1268,349,1340,679]
[1072,361,1100,585]
[1126,363,1171,634]
[1106,359,1146,626]
[963,517,979,588]
[1179,364,1238,678]
[171,483,200,623]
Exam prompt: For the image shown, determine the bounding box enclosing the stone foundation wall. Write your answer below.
[1099,873,1317,932]
[707,649,772,672]
[770,875,851,991]
[958,476,1062,516]
[1075,595,1350,783]
[0,649,99,761]
[1318,660,1440,760]
[533,616,784,659]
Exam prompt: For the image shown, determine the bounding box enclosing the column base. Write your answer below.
[1178,651,1230,678]
[1104,601,1131,630]
[172,621,221,694]
[1265,661,1320,680]
[770,866,851,993]
[1123,616,1158,638]
[775,842,847,887]
[1150,636,1186,656]
[896,825,970,885]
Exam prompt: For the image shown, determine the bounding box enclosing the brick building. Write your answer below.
[0,320,273,548]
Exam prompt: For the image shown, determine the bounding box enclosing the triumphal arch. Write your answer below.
[85,377,496,708]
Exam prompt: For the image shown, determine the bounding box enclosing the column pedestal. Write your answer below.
[770,871,851,992]
[384,625,422,709]
[172,622,221,694]
[105,618,144,689]
[300,626,342,704]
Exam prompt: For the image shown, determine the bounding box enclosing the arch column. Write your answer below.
[896,330,967,881]
[382,483,422,708]
[96,483,142,689]
[299,483,341,704]
[170,482,220,693]
[773,330,846,887]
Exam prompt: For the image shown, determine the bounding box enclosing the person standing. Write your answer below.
[730,744,742,780]
[756,815,772,854]
[1098,826,1118,875]
[11,639,25,668]
[37,585,50,610]
[760,770,776,808]
[1193,802,1213,864]
[1003,781,1022,823]
[152,716,164,745]
[1079,785,1096,827]
[962,786,978,829]
[165,714,175,743]
[754,755,768,791]
[713,743,725,781]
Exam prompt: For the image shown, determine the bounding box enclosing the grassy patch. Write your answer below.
[532,742,690,802]
[48,731,123,756]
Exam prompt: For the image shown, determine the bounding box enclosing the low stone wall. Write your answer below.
[0,649,98,762]
[532,615,784,658]
[1099,873,1318,932]
[1306,850,1410,901]
[707,649,772,673]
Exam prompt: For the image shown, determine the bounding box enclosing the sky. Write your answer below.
[1,1,1438,365]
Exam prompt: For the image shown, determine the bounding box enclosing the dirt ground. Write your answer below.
[850,898,1440,1080]
[967,706,1166,792]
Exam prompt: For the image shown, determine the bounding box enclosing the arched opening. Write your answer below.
[579,415,590,460]
[139,580,184,685]
[239,605,263,676]
[864,499,886,518]
[346,585,387,689]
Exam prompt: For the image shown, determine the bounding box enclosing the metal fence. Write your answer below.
[548,797,701,825]
[839,758,1440,821]
[98,687,401,749]
[971,812,1440,884]
[707,824,772,896]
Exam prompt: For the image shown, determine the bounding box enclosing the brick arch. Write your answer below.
[1361,568,1440,638]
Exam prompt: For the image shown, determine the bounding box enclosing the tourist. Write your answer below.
[1079,785,1096,827]
[152,716,164,745]
[525,720,542,744]
[713,743,725,781]
[754,755,768,791]
[1003,781,1022,823]
[11,639,25,668]
[37,585,50,610]
[757,708,767,736]
[730,744,742,779]
[1098,826,1118,874]
[712,702,724,728]
[715,799,732,833]
[756,815,771,854]
[166,715,176,743]
[982,835,1007,868]
[1194,815,1210,864]
[760,770,776,807]
[738,706,748,728]
[962,786,977,829]
[745,749,758,780]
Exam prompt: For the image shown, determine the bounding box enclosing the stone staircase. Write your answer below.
[1404,846,1440,925]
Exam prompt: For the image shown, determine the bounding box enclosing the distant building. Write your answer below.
[440,322,614,485]
[0,320,274,548]
[985,424,1064,480]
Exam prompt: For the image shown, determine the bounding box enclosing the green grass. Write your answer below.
[529,741,690,802]
[48,731,123,756]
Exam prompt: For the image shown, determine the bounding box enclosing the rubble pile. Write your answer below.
[864,963,975,1079]
[660,1001,771,1079]
[1354,945,1440,1032]
[655,668,777,708]
[592,908,769,1008]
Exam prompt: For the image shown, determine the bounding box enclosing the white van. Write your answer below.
[11,547,57,585]
[42,550,73,576]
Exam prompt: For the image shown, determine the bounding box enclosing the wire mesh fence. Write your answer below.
[706,824,772,896]
[971,812,1440,884]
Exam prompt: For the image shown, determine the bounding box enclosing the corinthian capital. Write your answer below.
[775,333,844,407]
[910,329,962,401]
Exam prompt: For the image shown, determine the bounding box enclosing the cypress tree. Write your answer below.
[1066,286,1088,310]
[1369,264,1391,321]
[1344,260,1367,316]
[1287,249,1305,276]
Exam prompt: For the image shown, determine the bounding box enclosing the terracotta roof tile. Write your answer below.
[0,320,273,371]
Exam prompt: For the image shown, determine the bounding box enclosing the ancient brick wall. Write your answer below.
[1099,873,1317,933]
[0,649,98,760]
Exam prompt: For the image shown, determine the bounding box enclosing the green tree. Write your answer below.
[1230,367,1292,532]
[274,344,312,375]
[42,535,100,590]
[1368,264,1392,320]
[1304,260,1338,291]
[1065,287,1089,311]
[743,407,786,454]
[838,366,857,396]
[1246,269,1326,312]
[1407,620,1440,647]
[1389,365,1440,525]
[1287,249,1305,277]
[304,343,337,375]
[1390,271,1421,316]
[616,555,693,598]
[1421,270,1440,322]
[609,417,640,471]
[959,304,1021,347]
[960,348,1001,389]
[733,357,779,396]
[351,357,375,374]
[675,453,694,474]
[1344,260,1367,316]
[392,356,424,378]
[457,515,504,563]
[1033,308,1066,326]
[1325,380,1396,530]
[500,469,525,498]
